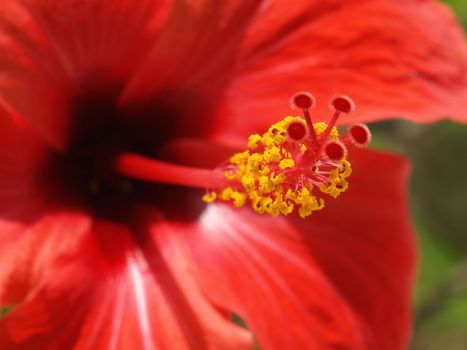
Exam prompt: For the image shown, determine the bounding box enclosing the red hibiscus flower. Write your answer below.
[0,0,466,349]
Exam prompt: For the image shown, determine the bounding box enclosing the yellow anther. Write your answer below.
[241,174,256,192]
[298,204,314,218]
[263,146,281,163]
[267,197,282,217]
[248,153,263,170]
[320,179,349,198]
[286,189,296,201]
[279,159,295,170]
[319,160,352,198]
[279,200,294,216]
[202,192,217,203]
[251,196,265,213]
[298,197,325,218]
[313,122,339,140]
[262,133,276,148]
[271,173,285,185]
[247,153,270,176]
[248,134,262,149]
[259,197,273,213]
[257,163,270,176]
[297,187,312,204]
[220,187,234,200]
[340,160,352,177]
[230,151,250,165]
[249,190,260,202]
[258,176,269,193]
[231,191,247,207]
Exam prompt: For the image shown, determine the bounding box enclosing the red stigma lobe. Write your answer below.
[287,121,307,141]
[323,141,347,161]
[330,95,355,114]
[349,124,371,147]
[290,92,316,110]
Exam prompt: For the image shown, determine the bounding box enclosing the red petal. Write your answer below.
[182,148,416,349]
[121,0,263,135]
[0,103,90,308]
[0,0,170,150]
[0,110,48,220]
[160,137,240,168]
[300,148,417,350]
[0,219,252,349]
[184,206,366,349]
[0,212,91,307]
[212,0,467,143]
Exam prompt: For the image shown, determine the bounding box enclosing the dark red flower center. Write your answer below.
[40,78,217,222]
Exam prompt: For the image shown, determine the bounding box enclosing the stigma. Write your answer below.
[203,92,371,218]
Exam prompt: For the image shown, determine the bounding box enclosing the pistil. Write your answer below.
[290,92,319,148]
[319,95,354,143]
[202,92,369,219]
[115,153,227,189]
[115,92,369,219]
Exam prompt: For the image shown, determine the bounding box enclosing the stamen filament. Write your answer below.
[319,111,340,143]
[302,108,319,147]
[115,153,226,189]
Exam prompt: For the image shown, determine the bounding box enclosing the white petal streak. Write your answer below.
[128,255,157,350]
[199,206,306,348]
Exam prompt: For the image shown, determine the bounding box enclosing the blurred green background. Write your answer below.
[373,2,467,348]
